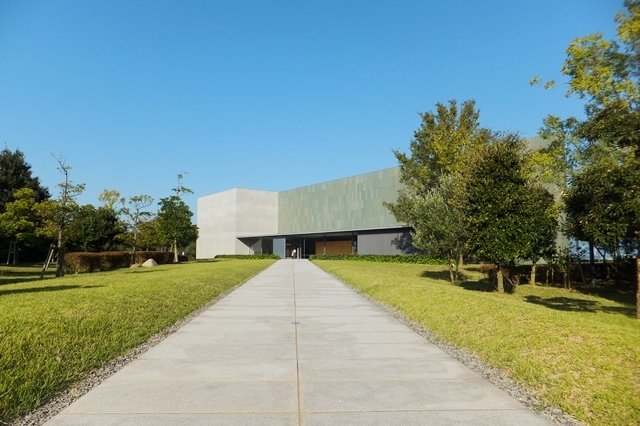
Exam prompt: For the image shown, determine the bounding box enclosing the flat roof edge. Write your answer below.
[238,225,410,239]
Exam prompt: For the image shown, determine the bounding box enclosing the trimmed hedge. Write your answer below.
[65,252,130,274]
[65,251,189,274]
[214,254,280,260]
[309,254,447,265]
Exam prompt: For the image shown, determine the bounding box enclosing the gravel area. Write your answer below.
[11,267,583,426]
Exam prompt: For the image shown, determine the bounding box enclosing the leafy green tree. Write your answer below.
[98,189,121,212]
[393,175,466,283]
[0,148,49,212]
[66,205,124,252]
[462,135,556,292]
[120,194,154,262]
[38,155,85,277]
[0,188,42,263]
[387,100,491,278]
[555,0,640,317]
[157,174,197,262]
[157,196,197,262]
[137,218,166,251]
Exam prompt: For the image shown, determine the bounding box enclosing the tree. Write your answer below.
[47,155,85,277]
[386,100,491,280]
[462,135,556,292]
[0,148,49,212]
[137,218,166,251]
[0,188,42,263]
[66,205,124,252]
[157,174,198,262]
[402,175,467,283]
[558,1,640,317]
[98,189,121,212]
[120,194,154,263]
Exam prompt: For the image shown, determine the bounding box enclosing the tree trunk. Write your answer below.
[448,263,455,284]
[530,263,536,286]
[496,268,504,293]
[56,228,65,277]
[577,256,587,286]
[589,241,595,281]
[545,265,549,285]
[173,238,179,263]
[459,252,464,267]
[131,228,138,265]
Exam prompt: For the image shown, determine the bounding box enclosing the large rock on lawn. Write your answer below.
[142,258,158,267]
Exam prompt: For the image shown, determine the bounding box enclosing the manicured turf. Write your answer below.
[313,260,640,426]
[0,259,275,423]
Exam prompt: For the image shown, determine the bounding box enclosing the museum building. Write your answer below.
[196,167,412,259]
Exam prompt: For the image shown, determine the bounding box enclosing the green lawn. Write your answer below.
[313,260,640,426]
[0,259,275,423]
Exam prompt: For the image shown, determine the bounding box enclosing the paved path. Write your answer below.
[48,260,549,425]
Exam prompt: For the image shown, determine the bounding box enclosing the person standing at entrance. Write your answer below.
[291,248,297,259]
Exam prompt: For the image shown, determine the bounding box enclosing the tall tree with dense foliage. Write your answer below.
[66,205,124,252]
[0,188,42,263]
[386,100,491,281]
[0,148,49,212]
[462,135,557,292]
[545,0,640,316]
[157,174,197,262]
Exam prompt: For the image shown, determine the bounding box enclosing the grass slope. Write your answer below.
[314,260,640,426]
[0,259,274,423]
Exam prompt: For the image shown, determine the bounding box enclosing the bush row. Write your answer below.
[309,254,447,265]
[214,254,280,260]
[64,251,188,274]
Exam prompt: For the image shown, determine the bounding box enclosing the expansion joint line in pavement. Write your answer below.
[292,260,303,426]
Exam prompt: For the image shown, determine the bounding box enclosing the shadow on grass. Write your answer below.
[524,295,634,316]
[573,286,635,306]
[458,279,496,292]
[420,270,471,282]
[129,268,164,274]
[0,276,55,286]
[0,284,104,296]
[420,270,500,292]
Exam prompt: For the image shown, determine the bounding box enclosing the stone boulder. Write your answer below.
[142,258,158,268]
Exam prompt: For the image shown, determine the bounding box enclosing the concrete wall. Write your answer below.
[196,189,278,258]
[278,167,404,234]
[357,230,412,255]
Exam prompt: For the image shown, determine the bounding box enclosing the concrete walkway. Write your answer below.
[48,260,550,425]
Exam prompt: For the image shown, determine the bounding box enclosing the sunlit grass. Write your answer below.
[314,260,640,426]
[0,259,275,423]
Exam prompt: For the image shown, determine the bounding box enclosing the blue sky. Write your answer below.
[0,0,621,216]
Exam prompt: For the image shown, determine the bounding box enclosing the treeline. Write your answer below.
[387,3,638,316]
[0,151,197,275]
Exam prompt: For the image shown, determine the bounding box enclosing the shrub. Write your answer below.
[65,252,130,274]
[215,254,280,260]
[65,251,188,274]
[309,254,447,265]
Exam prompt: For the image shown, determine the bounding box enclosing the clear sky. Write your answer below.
[0,0,621,217]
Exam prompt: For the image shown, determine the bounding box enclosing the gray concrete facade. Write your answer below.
[196,188,278,258]
[357,230,412,255]
[47,260,551,425]
[196,168,407,259]
[278,167,402,234]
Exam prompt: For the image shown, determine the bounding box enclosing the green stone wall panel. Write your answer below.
[278,167,404,234]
